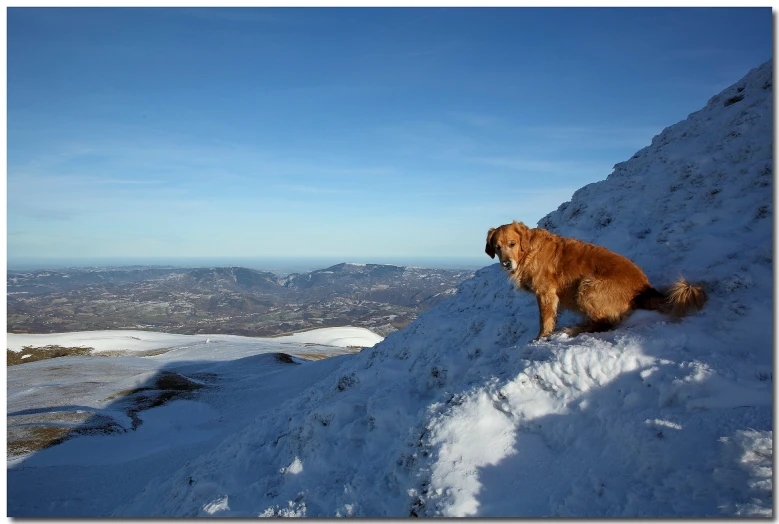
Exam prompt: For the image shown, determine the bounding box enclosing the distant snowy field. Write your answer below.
[7,326,383,356]
[7,61,773,517]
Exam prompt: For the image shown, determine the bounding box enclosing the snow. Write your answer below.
[7,333,353,516]
[7,330,204,354]
[7,61,773,517]
[7,326,382,354]
[202,495,230,515]
[277,327,383,348]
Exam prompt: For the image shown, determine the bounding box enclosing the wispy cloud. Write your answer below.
[375,118,660,173]
[511,125,660,152]
[465,156,610,176]
[448,111,501,128]
[8,123,398,189]
[9,204,79,222]
[156,7,311,26]
[102,179,166,185]
[12,173,166,186]
[279,185,354,195]
[660,47,724,62]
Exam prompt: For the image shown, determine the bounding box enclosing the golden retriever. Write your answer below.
[485,221,707,339]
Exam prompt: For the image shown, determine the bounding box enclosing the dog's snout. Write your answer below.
[501,259,513,270]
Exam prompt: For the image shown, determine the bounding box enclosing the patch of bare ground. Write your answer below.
[272,352,300,364]
[8,413,124,458]
[292,352,331,361]
[8,371,214,458]
[105,371,209,430]
[95,347,173,358]
[266,325,352,338]
[7,345,93,366]
[291,347,363,361]
[8,425,73,457]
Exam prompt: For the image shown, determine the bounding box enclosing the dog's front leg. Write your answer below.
[535,290,559,340]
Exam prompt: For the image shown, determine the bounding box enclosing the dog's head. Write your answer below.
[485,221,531,274]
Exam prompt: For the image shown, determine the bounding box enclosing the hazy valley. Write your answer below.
[7,263,476,338]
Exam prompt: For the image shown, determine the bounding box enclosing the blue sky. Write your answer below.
[6,7,773,269]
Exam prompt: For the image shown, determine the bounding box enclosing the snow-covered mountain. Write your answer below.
[8,61,772,517]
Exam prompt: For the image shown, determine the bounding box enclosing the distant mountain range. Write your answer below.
[7,263,477,337]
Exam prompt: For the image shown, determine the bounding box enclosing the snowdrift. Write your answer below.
[113,61,772,517]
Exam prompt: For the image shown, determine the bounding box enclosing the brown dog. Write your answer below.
[485,221,707,339]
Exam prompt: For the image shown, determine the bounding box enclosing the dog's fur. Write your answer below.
[485,221,707,339]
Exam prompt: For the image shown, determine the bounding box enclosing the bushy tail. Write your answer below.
[634,278,707,318]
[665,278,708,317]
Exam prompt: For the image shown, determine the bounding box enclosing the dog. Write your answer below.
[485,221,707,340]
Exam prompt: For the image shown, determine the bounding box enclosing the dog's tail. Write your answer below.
[634,278,707,318]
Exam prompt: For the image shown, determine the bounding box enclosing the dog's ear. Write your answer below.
[511,221,530,252]
[485,228,496,259]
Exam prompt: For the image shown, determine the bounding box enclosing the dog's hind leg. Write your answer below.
[564,318,618,337]
[572,278,634,337]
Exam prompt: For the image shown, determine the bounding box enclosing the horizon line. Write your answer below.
[7,255,491,272]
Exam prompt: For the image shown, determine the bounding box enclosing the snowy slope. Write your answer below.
[9,62,773,518]
[7,342,351,516]
[106,61,774,518]
[7,327,382,517]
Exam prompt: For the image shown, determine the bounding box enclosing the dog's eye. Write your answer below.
[509,242,516,247]
[495,245,501,251]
